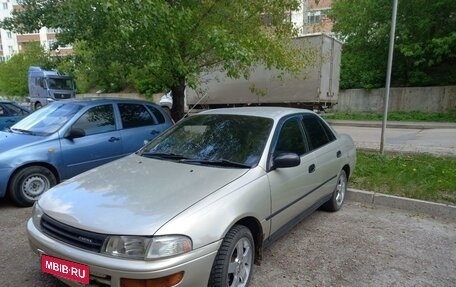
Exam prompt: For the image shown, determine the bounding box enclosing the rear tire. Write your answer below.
[8,166,57,207]
[208,225,254,287]
[322,169,347,212]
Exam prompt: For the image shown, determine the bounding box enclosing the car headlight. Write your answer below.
[102,235,192,260]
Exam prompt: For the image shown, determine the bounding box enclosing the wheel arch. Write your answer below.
[8,162,61,191]
[234,216,264,265]
[342,164,351,179]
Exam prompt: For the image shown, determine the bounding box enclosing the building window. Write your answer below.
[7,31,12,39]
[8,46,14,54]
[3,3,8,10]
[307,11,323,24]
[48,40,57,49]
[47,28,62,34]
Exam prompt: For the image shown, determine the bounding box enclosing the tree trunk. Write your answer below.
[170,77,186,121]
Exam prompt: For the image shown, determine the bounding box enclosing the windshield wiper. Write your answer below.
[180,158,251,168]
[10,128,36,135]
[141,152,189,160]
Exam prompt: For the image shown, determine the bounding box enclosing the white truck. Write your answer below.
[28,66,76,110]
[186,33,342,111]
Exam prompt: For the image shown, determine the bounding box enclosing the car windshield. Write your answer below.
[47,77,74,90]
[10,102,82,136]
[141,114,273,168]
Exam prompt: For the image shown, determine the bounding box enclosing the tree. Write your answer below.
[0,42,51,96]
[329,0,456,89]
[2,0,313,120]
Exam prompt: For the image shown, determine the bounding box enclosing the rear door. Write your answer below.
[301,114,340,196]
[117,103,169,154]
[59,104,123,179]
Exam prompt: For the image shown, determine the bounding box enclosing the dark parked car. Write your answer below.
[0,98,173,207]
[27,107,356,287]
[0,100,30,130]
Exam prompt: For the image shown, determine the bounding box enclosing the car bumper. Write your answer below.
[27,219,221,287]
[0,167,12,198]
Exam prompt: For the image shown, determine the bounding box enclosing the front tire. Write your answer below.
[208,225,254,287]
[34,102,42,110]
[322,169,347,212]
[8,166,57,207]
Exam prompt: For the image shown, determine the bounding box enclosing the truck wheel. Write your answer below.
[35,102,42,110]
[208,225,254,287]
[8,166,57,207]
[322,169,347,212]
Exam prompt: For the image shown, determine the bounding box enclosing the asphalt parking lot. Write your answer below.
[0,198,454,287]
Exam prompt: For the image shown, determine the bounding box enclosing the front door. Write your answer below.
[60,104,123,179]
[267,116,320,237]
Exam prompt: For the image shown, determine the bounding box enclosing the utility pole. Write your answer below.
[380,0,399,154]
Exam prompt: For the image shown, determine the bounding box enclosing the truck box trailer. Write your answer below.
[186,33,342,111]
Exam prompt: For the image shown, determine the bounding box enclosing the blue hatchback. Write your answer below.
[0,98,173,206]
[0,100,31,131]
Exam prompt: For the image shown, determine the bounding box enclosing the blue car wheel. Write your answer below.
[8,166,57,207]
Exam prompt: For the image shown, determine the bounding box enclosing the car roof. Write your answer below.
[56,97,158,106]
[199,106,315,121]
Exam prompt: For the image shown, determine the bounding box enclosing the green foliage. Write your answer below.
[351,151,456,204]
[330,0,456,89]
[0,43,51,97]
[1,0,310,119]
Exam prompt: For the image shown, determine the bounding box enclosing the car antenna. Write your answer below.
[182,92,208,120]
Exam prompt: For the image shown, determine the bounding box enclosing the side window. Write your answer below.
[36,77,44,87]
[0,105,5,116]
[119,103,155,128]
[4,103,25,116]
[72,104,116,136]
[301,115,335,150]
[146,104,165,124]
[274,118,307,156]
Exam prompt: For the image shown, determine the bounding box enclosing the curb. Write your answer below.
[346,188,456,220]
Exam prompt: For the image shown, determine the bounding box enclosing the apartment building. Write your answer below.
[1,0,333,62]
[291,0,334,35]
[0,0,17,61]
[0,0,71,62]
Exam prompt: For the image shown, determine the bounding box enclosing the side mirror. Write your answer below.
[65,127,85,139]
[272,153,301,169]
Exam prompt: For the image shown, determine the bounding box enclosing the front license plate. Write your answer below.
[41,254,90,284]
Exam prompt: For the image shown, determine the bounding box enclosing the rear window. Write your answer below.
[301,115,335,150]
[119,103,155,128]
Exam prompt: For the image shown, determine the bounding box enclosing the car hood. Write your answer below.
[39,154,249,235]
[0,131,42,153]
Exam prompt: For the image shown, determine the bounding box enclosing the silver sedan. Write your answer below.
[27,107,356,287]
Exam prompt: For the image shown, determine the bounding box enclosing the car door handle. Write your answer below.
[308,164,316,173]
[109,137,121,142]
[337,150,342,158]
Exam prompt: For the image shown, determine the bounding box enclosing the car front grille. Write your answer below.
[40,213,108,253]
[54,93,72,99]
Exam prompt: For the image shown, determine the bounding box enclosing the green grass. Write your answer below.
[324,111,456,122]
[350,151,456,205]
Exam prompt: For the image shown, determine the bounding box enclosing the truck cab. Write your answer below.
[28,66,76,110]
